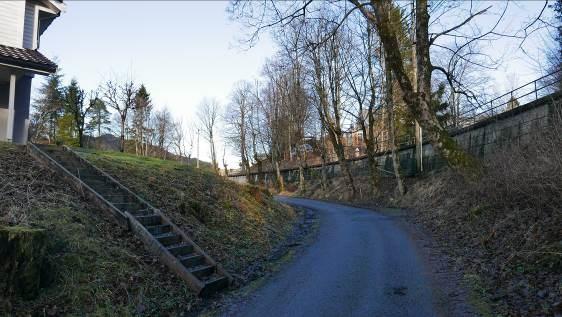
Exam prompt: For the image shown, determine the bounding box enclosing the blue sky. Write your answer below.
[37,1,275,165]
[35,1,556,166]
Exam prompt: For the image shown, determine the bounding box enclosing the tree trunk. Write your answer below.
[325,125,356,198]
[320,126,328,192]
[77,127,83,148]
[298,164,305,192]
[332,133,356,198]
[357,0,474,168]
[385,55,406,196]
[274,159,284,192]
[120,116,125,152]
[256,159,263,186]
[320,159,328,192]
[362,124,378,195]
[366,149,378,194]
[209,133,218,174]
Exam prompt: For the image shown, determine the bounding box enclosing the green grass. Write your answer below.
[1,143,295,315]
[74,148,296,275]
[464,273,501,317]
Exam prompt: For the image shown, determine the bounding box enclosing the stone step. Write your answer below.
[91,186,126,198]
[102,194,133,203]
[130,209,153,217]
[87,184,123,196]
[179,253,205,267]
[86,182,118,191]
[146,224,172,235]
[167,243,194,257]
[189,265,215,279]
[201,276,229,297]
[32,144,231,296]
[58,161,83,171]
[154,232,182,246]
[136,214,161,226]
[78,175,108,183]
[111,202,146,212]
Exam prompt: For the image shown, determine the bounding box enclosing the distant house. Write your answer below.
[0,0,64,144]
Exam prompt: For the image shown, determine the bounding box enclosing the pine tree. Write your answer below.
[132,84,152,155]
[431,82,451,126]
[30,70,64,143]
[87,96,110,138]
[63,79,91,147]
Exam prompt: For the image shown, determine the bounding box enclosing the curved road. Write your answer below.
[228,197,444,317]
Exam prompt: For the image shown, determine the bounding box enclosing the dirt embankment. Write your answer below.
[0,144,296,315]
[298,129,562,316]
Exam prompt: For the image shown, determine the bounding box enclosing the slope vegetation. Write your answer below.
[75,148,296,282]
[0,143,295,315]
[298,126,562,316]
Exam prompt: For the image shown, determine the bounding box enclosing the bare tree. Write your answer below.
[171,118,194,162]
[222,143,229,176]
[343,17,386,194]
[154,107,173,159]
[261,61,287,191]
[197,98,220,173]
[101,76,136,152]
[306,16,358,197]
[231,0,551,171]
[384,49,406,195]
[225,81,253,182]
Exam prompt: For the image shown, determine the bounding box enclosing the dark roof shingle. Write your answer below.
[0,44,57,74]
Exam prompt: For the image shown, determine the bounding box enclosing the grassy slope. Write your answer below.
[298,134,562,316]
[75,148,296,281]
[0,143,295,315]
[0,143,195,315]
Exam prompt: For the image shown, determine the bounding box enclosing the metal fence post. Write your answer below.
[534,81,538,100]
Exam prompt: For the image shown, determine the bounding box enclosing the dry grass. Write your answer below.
[397,117,562,316]
[298,107,562,316]
[75,148,296,282]
[0,143,295,315]
[0,143,196,316]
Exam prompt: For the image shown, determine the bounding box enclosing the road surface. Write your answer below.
[228,197,444,317]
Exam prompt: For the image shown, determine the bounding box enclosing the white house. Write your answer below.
[0,0,64,144]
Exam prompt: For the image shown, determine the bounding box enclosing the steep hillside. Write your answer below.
[0,143,295,315]
[297,127,562,316]
[74,148,296,281]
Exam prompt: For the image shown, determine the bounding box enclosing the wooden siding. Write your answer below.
[0,1,25,48]
[23,0,37,49]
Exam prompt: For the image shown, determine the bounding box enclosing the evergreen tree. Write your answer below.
[63,79,91,147]
[57,112,78,146]
[87,96,110,137]
[132,84,152,155]
[431,82,451,126]
[30,70,64,143]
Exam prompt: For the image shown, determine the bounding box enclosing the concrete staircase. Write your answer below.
[28,144,231,297]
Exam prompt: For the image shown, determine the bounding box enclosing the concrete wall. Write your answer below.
[228,93,561,185]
